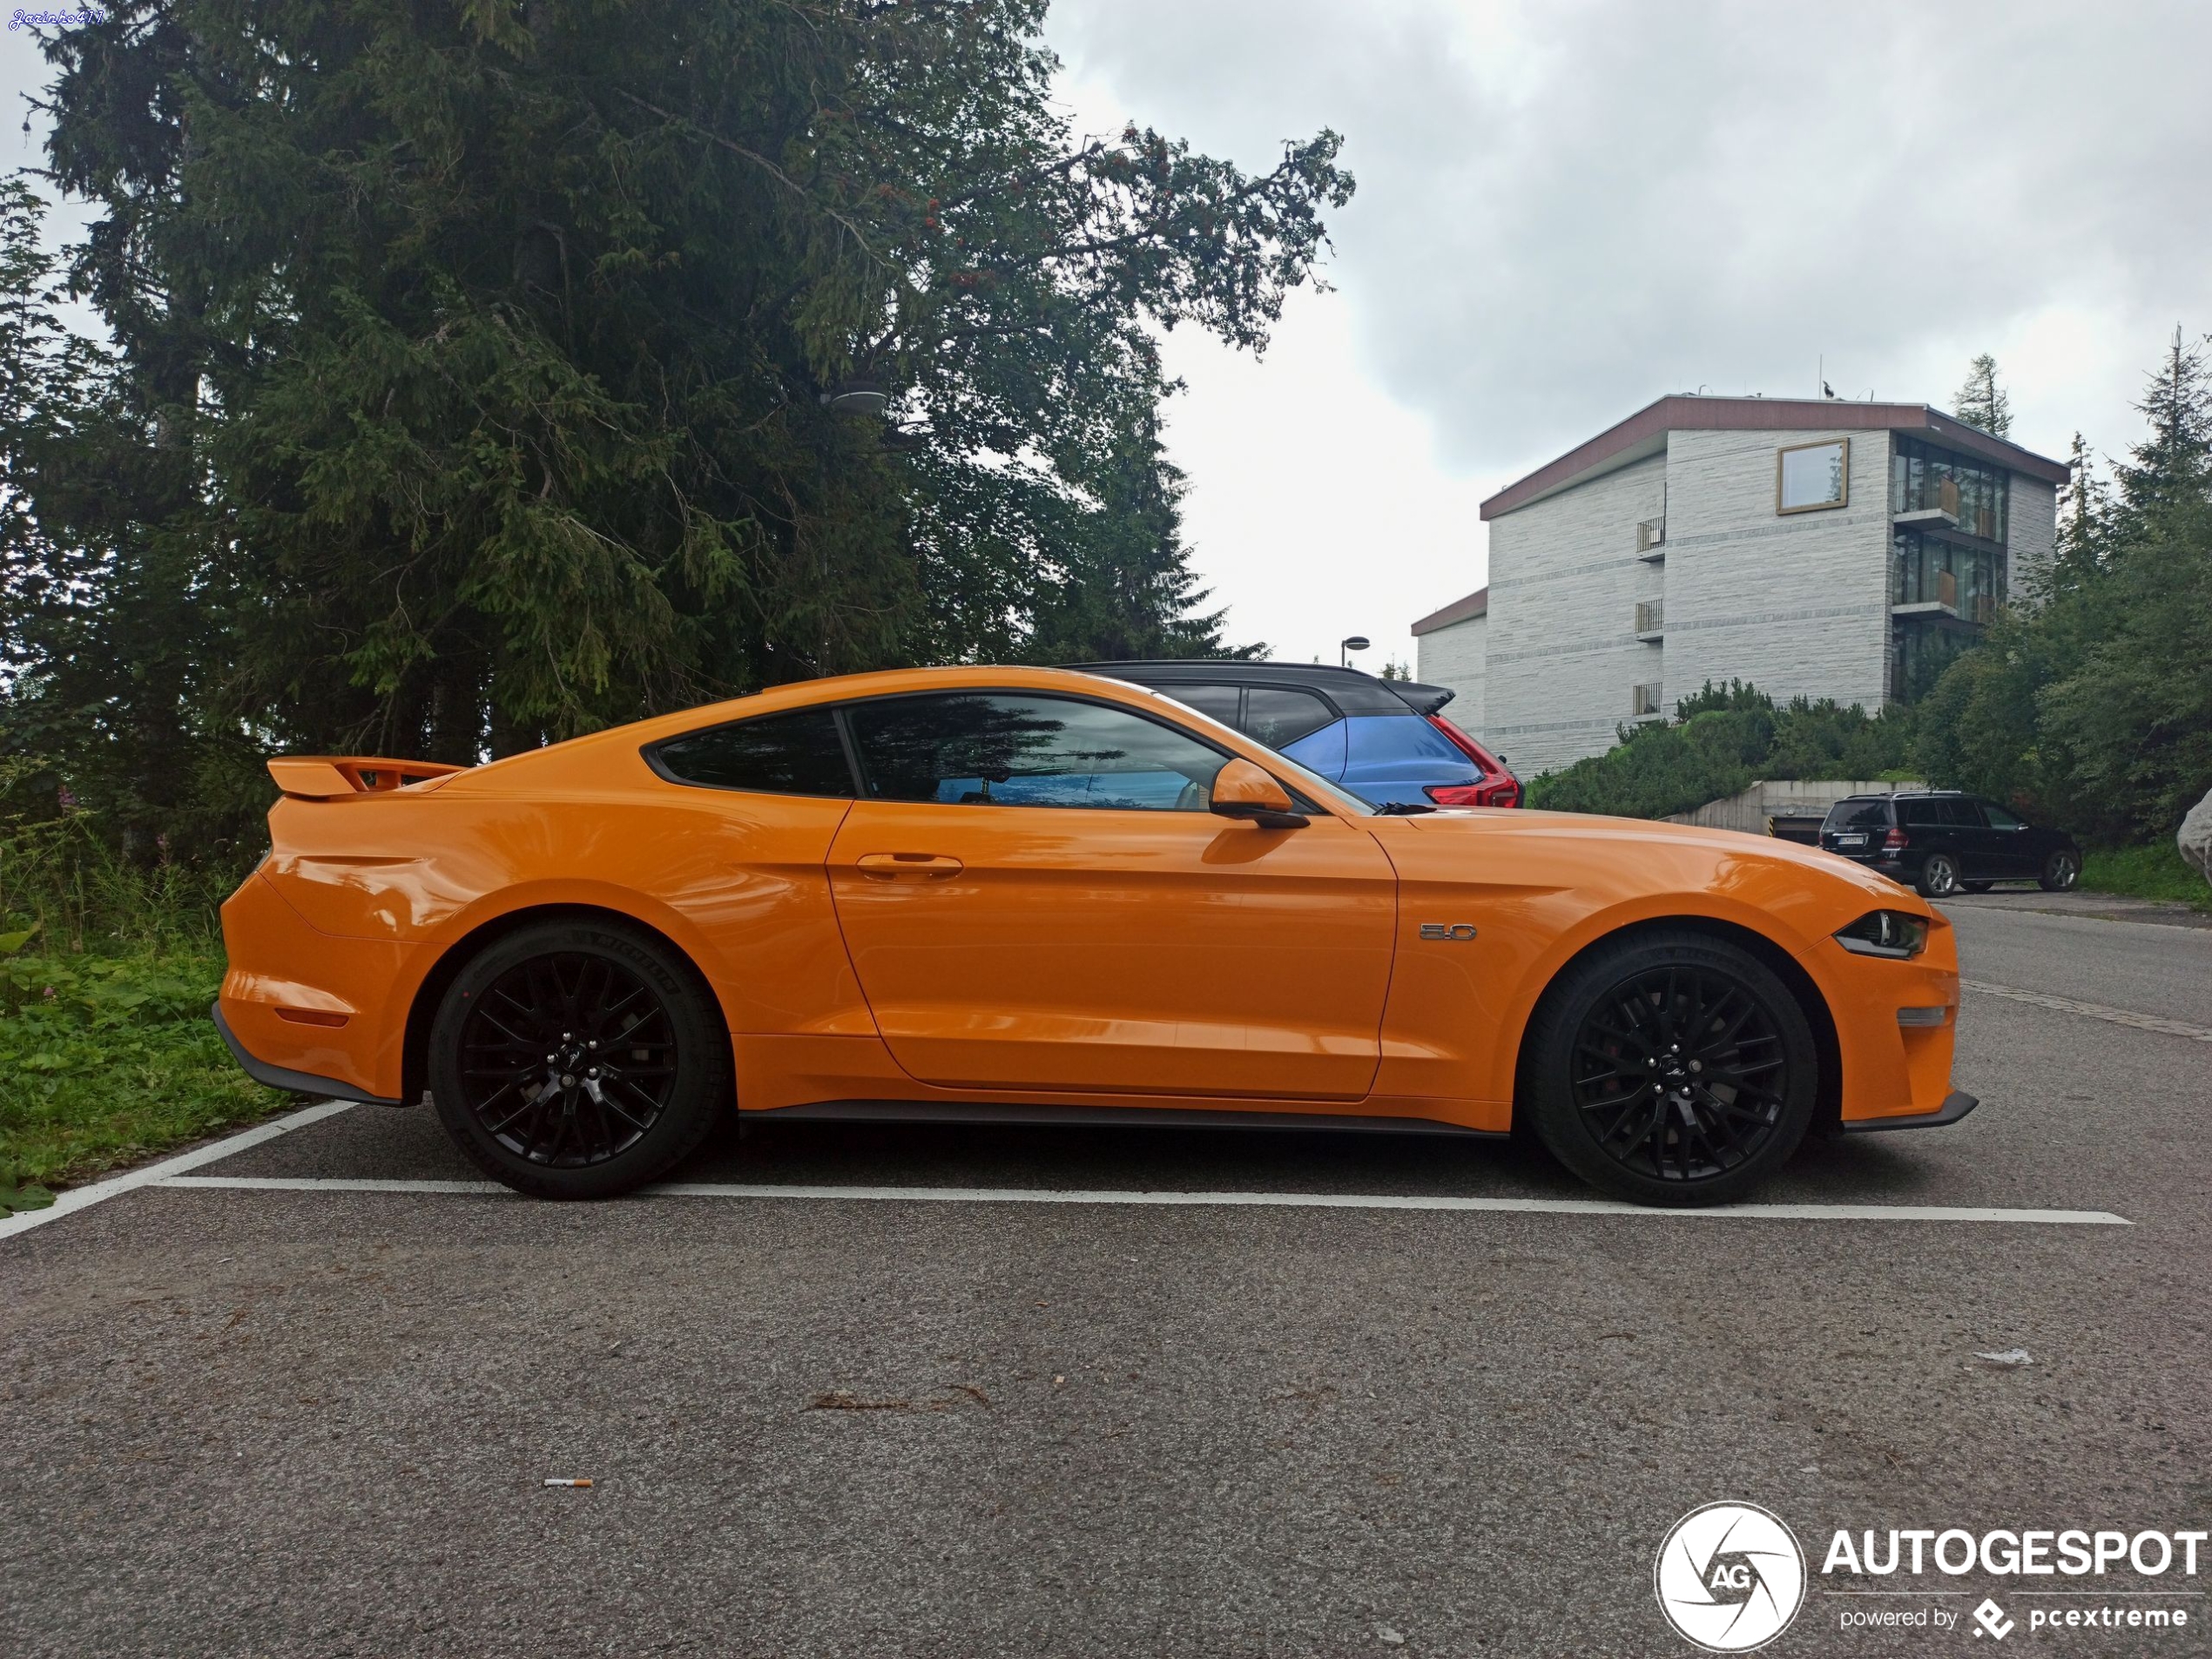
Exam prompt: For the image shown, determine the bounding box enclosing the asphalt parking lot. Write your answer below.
[4,896,2209,1657]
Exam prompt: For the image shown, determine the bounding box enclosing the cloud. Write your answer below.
[1050,0,2212,655]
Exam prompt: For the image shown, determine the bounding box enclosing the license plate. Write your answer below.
[1834,833,1866,847]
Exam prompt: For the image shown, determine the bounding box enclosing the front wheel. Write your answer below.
[428,919,729,1198]
[2039,850,2080,892]
[1520,931,1817,1206]
[1914,852,1961,898]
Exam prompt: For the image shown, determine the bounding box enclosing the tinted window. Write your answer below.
[1163,684,1243,727]
[846,692,1227,812]
[1824,799,1891,831]
[1245,687,1336,748]
[1899,798,1943,826]
[1938,799,1982,827]
[1982,802,2026,829]
[654,709,853,797]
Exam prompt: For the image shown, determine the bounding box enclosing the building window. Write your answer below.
[1776,439,1849,514]
[1890,436,2009,543]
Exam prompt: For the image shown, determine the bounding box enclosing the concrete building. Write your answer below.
[1411,395,2067,777]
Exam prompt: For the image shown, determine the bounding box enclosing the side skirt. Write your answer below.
[744,1098,1509,1138]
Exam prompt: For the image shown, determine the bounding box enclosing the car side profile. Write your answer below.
[1070,659,1521,809]
[1818,790,2081,898]
[215,666,1972,1208]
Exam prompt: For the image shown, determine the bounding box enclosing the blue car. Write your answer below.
[1069,660,1522,811]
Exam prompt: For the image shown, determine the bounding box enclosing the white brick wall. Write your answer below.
[1415,612,1486,738]
[1660,428,1892,715]
[1483,452,1668,775]
[2009,475,2059,598]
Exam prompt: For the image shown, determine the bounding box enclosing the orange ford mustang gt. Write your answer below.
[214,665,1972,1205]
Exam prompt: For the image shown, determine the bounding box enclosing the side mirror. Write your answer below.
[1210,759,1308,829]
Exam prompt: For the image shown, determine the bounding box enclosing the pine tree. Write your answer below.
[30,0,1346,792]
[1952,354,2013,438]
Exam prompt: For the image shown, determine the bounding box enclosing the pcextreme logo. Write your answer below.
[1656,1501,1809,1653]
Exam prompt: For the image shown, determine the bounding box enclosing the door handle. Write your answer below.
[854,852,965,880]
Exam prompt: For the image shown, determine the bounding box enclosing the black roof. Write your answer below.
[1065,659,1453,718]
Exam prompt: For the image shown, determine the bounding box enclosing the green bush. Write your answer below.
[1526,683,1917,820]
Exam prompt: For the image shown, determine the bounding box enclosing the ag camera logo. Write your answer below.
[1656,1501,1808,1652]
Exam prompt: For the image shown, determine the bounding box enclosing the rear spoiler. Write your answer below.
[266,755,467,800]
[1389,679,1457,717]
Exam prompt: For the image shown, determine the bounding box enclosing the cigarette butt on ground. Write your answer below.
[543,1478,594,1488]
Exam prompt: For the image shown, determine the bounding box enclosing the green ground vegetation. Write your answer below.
[0,803,284,1202]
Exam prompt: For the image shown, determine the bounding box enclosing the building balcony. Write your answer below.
[1634,600,1664,640]
[1635,519,1666,561]
[1891,571,1996,628]
[1631,682,1664,719]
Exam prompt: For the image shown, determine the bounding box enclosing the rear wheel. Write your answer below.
[1914,852,1961,898]
[428,919,728,1198]
[2039,850,2080,892]
[1521,931,1817,1206]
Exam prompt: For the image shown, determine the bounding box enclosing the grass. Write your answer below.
[0,933,290,1203]
[2,797,287,1205]
[2079,841,2212,911]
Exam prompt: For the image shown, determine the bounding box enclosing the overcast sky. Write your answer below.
[8,6,2209,671]
[1049,0,2212,667]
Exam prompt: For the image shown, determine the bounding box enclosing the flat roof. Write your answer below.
[1479,395,2070,521]
[1411,586,1488,637]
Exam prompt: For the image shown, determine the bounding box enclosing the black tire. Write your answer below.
[1961,880,1994,894]
[428,919,729,1198]
[2038,849,2080,893]
[1520,930,1818,1207]
[1913,852,1961,898]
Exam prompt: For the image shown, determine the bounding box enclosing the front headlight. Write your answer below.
[1835,910,1929,959]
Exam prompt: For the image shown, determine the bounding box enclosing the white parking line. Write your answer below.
[1964,979,2212,1042]
[0,1099,359,1241]
[152,1173,2129,1225]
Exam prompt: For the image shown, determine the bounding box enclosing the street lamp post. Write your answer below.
[1339,635,1370,667]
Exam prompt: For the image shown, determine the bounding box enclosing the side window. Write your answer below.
[1981,802,2026,830]
[651,709,853,797]
[1244,687,1336,748]
[1899,799,1942,827]
[1938,799,1982,828]
[846,692,1229,812]
[1163,684,1244,728]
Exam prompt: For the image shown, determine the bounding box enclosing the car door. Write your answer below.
[1936,798,1994,877]
[825,689,1398,1100]
[1975,799,2037,877]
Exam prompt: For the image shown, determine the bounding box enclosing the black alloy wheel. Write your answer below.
[1522,932,1817,1205]
[1915,852,1961,898]
[429,920,728,1198]
[2039,850,2080,893]
[461,953,674,1165]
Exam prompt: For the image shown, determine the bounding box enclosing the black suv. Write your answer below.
[1818,791,2082,897]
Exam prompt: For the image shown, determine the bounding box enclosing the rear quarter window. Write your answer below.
[651,709,854,797]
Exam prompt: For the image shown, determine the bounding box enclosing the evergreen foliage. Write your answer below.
[1952,353,2013,438]
[3,1,1348,847]
[1914,328,2212,844]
